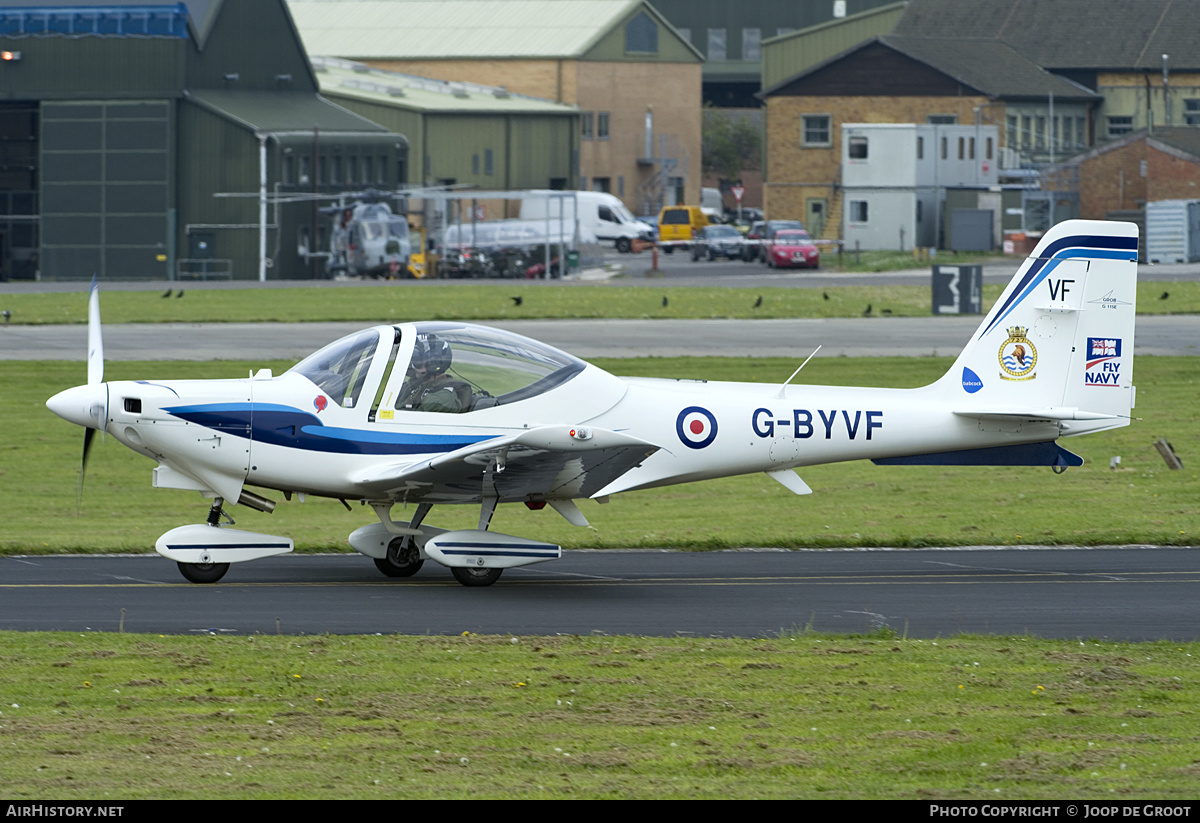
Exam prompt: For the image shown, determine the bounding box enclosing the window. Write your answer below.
[801,114,831,147]
[1186,99,1200,125]
[581,112,594,140]
[742,28,761,61]
[592,177,611,193]
[1107,116,1134,137]
[848,135,868,159]
[849,200,868,223]
[282,153,295,185]
[472,154,479,175]
[1035,116,1046,150]
[941,136,948,159]
[917,135,924,159]
[1006,115,1018,148]
[958,136,965,160]
[624,11,658,53]
[597,112,610,140]
[363,155,373,184]
[1021,116,1032,150]
[298,155,311,185]
[707,28,726,61]
[290,330,379,409]
[986,136,993,160]
[347,156,359,184]
[927,114,957,124]
[393,324,585,414]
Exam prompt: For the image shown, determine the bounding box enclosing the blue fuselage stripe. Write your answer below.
[163,403,493,456]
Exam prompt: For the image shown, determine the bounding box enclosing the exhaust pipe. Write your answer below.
[237,489,277,514]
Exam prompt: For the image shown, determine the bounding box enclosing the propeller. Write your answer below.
[79,277,109,507]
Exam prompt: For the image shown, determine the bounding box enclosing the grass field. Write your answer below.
[6,356,1197,555]
[3,630,1200,799]
[2,279,1198,324]
[4,294,1197,799]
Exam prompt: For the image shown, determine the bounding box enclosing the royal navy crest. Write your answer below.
[998,326,1037,381]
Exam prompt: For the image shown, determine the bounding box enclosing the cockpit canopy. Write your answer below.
[288,322,586,414]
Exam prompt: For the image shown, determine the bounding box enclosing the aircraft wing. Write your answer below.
[351,425,660,503]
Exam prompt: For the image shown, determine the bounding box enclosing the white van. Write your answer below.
[519,191,652,253]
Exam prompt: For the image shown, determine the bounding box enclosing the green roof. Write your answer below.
[311,57,579,114]
[184,89,393,132]
[763,35,1098,101]
[287,0,698,61]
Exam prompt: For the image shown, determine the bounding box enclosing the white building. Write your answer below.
[841,123,1000,250]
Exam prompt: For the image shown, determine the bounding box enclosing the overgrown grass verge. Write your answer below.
[2,630,1199,799]
[1,280,1197,324]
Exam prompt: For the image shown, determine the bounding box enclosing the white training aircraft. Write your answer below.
[47,219,1139,586]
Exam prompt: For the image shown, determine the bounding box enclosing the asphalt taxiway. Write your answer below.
[3,548,1198,639]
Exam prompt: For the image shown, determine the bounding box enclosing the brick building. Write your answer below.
[759,35,1094,240]
[288,0,703,215]
[1070,128,1200,220]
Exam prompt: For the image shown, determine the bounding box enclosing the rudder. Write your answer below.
[939,219,1138,433]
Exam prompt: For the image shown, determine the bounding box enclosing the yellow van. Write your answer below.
[657,205,708,253]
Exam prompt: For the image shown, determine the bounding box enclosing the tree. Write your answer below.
[702,107,761,182]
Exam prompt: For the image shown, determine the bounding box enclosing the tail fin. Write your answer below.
[938,219,1138,436]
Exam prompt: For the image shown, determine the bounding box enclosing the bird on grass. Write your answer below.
[822,292,829,301]
[511,296,523,306]
[753,295,763,308]
[1160,291,1170,300]
[863,303,873,317]
[662,296,668,307]
[176,290,184,298]
[161,289,172,298]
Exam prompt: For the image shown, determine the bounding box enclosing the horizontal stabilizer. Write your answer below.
[953,408,1122,422]
[873,441,1083,467]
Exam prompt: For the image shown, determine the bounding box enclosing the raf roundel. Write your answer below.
[676,406,718,449]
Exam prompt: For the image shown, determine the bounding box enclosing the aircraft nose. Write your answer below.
[47,383,108,430]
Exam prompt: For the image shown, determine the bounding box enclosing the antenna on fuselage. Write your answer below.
[774,346,821,398]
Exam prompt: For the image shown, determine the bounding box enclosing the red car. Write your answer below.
[764,229,819,269]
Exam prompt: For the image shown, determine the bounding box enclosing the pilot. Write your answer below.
[396,334,470,413]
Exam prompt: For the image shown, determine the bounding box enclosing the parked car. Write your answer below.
[748,219,806,264]
[691,224,745,261]
[657,205,708,253]
[742,220,767,261]
[764,228,820,269]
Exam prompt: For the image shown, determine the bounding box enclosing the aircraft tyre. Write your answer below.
[374,536,425,578]
[177,561,230,584]
[451,566,503,587]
